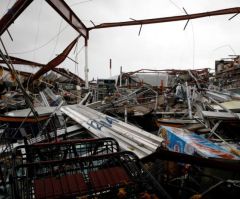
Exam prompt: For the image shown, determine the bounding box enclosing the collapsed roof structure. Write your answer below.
[1,1,240,199]
[0,0,240,88]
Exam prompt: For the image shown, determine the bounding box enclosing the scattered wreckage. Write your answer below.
[1,50,240,198]
[1,53,240,198]
[0,1,240,198]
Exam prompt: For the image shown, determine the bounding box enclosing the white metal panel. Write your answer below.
[61,104,164,158]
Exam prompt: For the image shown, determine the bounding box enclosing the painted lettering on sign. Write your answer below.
[87,116,119,131]
[87,120,103,130]
[106,116,118,124]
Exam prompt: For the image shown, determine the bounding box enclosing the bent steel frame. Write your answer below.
[0,0,33,36]
[46,0,88,38]
[89,7,240,30]
[0,0,88,38]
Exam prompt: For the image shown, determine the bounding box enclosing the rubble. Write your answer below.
[0,1,240,198]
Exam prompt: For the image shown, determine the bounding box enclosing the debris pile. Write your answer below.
[0,1,240,198]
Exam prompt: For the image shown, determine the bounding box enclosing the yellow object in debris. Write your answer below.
[190,194,202,199]
[117,188,127,199]
[230,147,240,157]
[151,194,159,199]
[213,100,240,111]
[0,67,3,76]
[10,73,16,81]
[140,192,151,199]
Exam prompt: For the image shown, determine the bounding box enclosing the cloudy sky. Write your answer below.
[0,0,240,80]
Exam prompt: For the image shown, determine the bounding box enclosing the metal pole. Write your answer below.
[109,59,112,77]
[124,105,128,123]
[185,82,193,119]
[0,39,39,123]
[85,39,89,89]
[120,66,122,87]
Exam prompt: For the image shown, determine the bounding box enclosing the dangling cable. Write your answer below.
[0,38,42,134]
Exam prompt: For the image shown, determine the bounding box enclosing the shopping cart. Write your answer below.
[10,138,168,199]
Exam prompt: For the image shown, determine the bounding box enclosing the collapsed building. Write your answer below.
[0,1,240,199]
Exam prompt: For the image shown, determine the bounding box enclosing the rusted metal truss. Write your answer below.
[0,0,88,38]
[1,2,240,84]
[0,55,44,67]
[29,36,80,83]
[89,7,240,30]
[0,0,33,36]
[0,0,87,82]
[53,68,85,83]
[46,0,88,38]
[0,55,85,83]
[0,64,31,77]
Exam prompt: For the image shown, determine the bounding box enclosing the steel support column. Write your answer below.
[84,39,89,88]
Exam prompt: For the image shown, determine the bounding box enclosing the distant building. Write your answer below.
[115,72,170,88]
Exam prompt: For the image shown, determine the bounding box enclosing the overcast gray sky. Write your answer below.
[1,0,240,80]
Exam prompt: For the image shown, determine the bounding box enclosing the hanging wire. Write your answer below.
[191,22,196,69]
[212,44,236,55]
[76,45,85,55]
[70,0,93,7]
[49,19,64,60]
[0,0,12,17]
[0,38,41,132]
[33,0,44,61]
[75,40,79,76]
[8,24,69,55]
[11,110,32,139]
[168,0,183,13]
[167,0,196,69]
[40,80,82,99]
